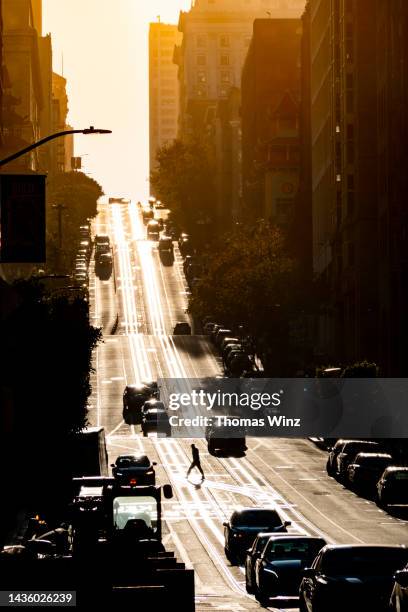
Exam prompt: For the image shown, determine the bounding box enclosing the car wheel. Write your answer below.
[255,591,269,607]
[298,594,308,612]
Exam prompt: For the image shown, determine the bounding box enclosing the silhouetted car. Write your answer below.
[141,380,159,399]
[245,532,276,594]
[214,328,233,349]
[95,252,113,275]
[254,535,326,605]
[220,337,240,352]
[146,220,160,240]
[347,452,393,492]
[227,353,252,377]
[326,439,354,477]
[141,399,166,417]
[95,234,110,247]
[336,440,383,480]
[141,408,171,437]
[173,322,191,335]
[376,467,408,507]
[155,200,166,210]
[158,236,174,253]
[299,545,408,612]
[142,208,154,223]
[111,454,156,485]
[223,508,291,565]
[122,384,153,424]
[390,563,408,611]
[206,422,246,455]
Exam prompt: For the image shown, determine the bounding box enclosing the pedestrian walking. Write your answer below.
[187,443,204,481]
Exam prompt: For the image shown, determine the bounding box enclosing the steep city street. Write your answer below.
[88,201,408,611]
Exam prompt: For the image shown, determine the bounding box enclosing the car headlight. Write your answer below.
[232,532,244,538]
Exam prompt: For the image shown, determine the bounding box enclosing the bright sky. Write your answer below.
[43,1,191,201]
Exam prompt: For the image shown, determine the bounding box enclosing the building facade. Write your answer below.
[176,0,306,140]
[52,71,69,174]
[375,0,408,375]
[149,22,181,181]
[241,18,302,222]
[308,0,378,365]
[2,0,43,171]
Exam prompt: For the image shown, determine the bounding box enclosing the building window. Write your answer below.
[197,71,207,83]
[196,35,206,47]
[220,55,229,66]
[345,22,354,62]
[220,35,230,47]
[220,71,230,83]
[197,55,206,66]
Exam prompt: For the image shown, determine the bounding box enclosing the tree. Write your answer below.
[150,139,216,236]
[46,171,104,272]
[1,279,102,514]
[188,221,299,375]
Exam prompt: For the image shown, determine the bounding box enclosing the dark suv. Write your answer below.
[122,384,153,424]
[223,508,291,565]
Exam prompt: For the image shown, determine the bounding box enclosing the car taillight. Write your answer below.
[129,478,137,486]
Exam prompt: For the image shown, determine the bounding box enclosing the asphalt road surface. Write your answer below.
[87,201,408,611]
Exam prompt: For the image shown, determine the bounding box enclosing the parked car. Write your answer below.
[220,337,240,352]
[122,384,153,424]
[245,532,276,594]
[173,322,191,335]
[254,535,327,605]
[210,324,226,343]
[223,508,291,565]
[299,545,408,612]
[111,454,156,485]
[227,353,252,377]
[203,321,217,334]
[336,440,383,480]
[214,328,233,349]
[347,452,393,492]
[390,563,408,611]
[206,421,246,456]
[326,439,354,477]
[377,466,408,507]
[141,408,171,437]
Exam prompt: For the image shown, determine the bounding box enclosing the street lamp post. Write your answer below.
[0,126,112,168]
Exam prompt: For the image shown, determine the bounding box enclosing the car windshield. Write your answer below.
[321,548,408,576]
[118,456,150,468]
[389,471,408,480]
[232,510,282,527]
[265,539,324,562]
[113,496,158,532]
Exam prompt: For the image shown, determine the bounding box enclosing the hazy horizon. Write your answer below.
[43,1,191,201]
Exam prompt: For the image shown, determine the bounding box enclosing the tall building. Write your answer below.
[175,0,306,140]
[308,0,378,365]
[241,18,301,222]
[38,33,53,174]
[2,0,44,171]
[52,71,69,174]
[375,0,408,375]
[149,22,181,181]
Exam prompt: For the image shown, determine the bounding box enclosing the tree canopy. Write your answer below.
[188,221,299,374]
[150,139,216,235]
